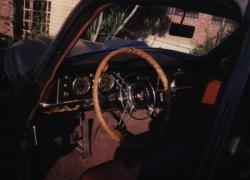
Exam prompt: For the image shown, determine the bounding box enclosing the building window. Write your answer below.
[167,8,183,16]
[225,18,235,24]
[48,1,51,11]
[212,16,223,22]
[33,1,42,11]
[167,7,198,20]
[24,21,32,29]
[24,10,31,19]
[23,0,51,37]
[186,12,199,19]
[25,0,30,9]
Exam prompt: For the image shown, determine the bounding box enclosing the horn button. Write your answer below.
[128,81,155,109]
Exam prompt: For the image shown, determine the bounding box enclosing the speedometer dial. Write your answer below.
[99,73,115,92]
[72,76,91,96]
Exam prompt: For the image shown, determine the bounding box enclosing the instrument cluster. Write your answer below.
[59,72,116,102]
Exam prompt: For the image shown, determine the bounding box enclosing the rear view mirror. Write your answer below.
[169,23,195,38]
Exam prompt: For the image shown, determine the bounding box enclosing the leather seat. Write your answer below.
[4,37,52,91]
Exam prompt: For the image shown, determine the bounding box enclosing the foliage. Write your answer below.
[83,5,171,42]
[191,38,215,55]
[29,12,48,38]
[86,5,132,42]
[126,6,171,40]
[84,5,135,42]
[192,21,235,55]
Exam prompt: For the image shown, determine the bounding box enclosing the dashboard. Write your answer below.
[40,54,195,114]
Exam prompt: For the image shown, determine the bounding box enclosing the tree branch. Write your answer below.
[92,12,103,42]
[111,5,140,38]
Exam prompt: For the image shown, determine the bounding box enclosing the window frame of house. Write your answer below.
[167,7,198,20]
[23,0,51,37]
[212,16,224,23]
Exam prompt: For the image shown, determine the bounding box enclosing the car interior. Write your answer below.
[1,1,248,180]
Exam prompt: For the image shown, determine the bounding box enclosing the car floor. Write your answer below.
[29,109,204,180]
[44,128,119,180]
[28,111,119,180]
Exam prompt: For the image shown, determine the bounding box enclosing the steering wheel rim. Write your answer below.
[92,47,169,143]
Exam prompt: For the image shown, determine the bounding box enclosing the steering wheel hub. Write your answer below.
[129,81,155,109]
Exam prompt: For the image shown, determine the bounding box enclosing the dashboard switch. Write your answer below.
[63,92,69,97]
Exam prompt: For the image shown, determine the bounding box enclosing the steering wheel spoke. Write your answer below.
[117,115,130,130]
[112,72,130,88]
[144,106,154,116]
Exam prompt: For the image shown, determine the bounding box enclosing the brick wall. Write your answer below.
[165,13,221,46]
[194,13,220,43]
[49,0,80,36]
[0,0,13,37]
[152,10,235,53]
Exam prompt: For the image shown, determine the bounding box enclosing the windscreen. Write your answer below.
[81,5,239,55]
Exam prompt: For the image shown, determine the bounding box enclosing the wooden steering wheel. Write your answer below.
[92,47,170,144]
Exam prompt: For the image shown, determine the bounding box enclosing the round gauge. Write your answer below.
[99,73,115,92]
[72,76,91,96]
